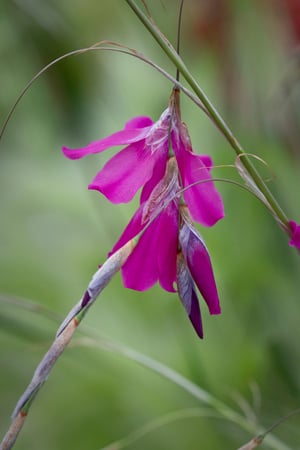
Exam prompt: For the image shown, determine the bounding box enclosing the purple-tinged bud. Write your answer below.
[176,252,203,339]
[179,218,221,316]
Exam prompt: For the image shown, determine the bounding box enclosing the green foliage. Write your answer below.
[1,1,300,449]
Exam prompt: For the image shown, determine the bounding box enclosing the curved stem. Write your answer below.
[100,408,220,450]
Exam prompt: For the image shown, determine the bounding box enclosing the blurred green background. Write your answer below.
[1,0,300,449]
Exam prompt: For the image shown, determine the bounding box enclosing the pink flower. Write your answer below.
[62,90,224,338]
[62,91,224,227]
[110,159,221,338]
[289,220,300,249]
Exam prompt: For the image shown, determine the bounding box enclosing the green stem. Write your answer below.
[124,0,290,232]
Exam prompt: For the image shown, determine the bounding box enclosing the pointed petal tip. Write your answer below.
[209,304,221,315]
[191,316,204,339]
[189,290,204,339]
[88,182,100,191]
[87,182,131,203]
[62,146,81,160]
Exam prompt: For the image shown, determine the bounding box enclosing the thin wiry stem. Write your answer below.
[237,408,300,449]
[0,241,134,450]
[176,0,185,82]
[0,41,208,143]
[100,407,221,449]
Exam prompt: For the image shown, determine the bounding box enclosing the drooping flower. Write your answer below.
[63,89,224,338]
[289,220,300,250]
[110,158,221,338]
[62,89,224,227]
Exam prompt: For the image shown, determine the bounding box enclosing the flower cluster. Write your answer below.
[63,89,224,338]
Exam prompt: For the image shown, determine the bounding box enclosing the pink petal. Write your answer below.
[125,116,154,129]
[62,122,153,160]
[199,154,213,171]
[88,141,158,203]
[120,201,179,292]
[180,222,221,315]
[157,202,178,292]
[110,205,144,255]
[140,151,168,203]
[289,221,300,250]
[121,217,160,291]
[176,147,224,227]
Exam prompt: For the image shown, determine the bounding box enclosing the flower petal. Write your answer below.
[125,116,153,129]
[62,120,153,160]
[176,147,224,227]
[177,252,203,338]
[121,217,160,291]
[289,220,300,250]
[88,141,158,203]
[110,204,144,255]
[157,202,178,292]
[199,154,213,171]
[179,222,221,315]
[140,151,168,203]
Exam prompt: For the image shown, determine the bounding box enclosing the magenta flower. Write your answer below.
[62,92,224,227]
[110,158,221,338]
[62,90,224,338]
[289,221,300,250]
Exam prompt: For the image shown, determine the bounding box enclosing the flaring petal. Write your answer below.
[180,223,221,315]
[88,141,157,203]
[62,124,152,160]
[121,218,160,291]
[176,147,224,227]
[176,253,203,338]
[110,205,144,255]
